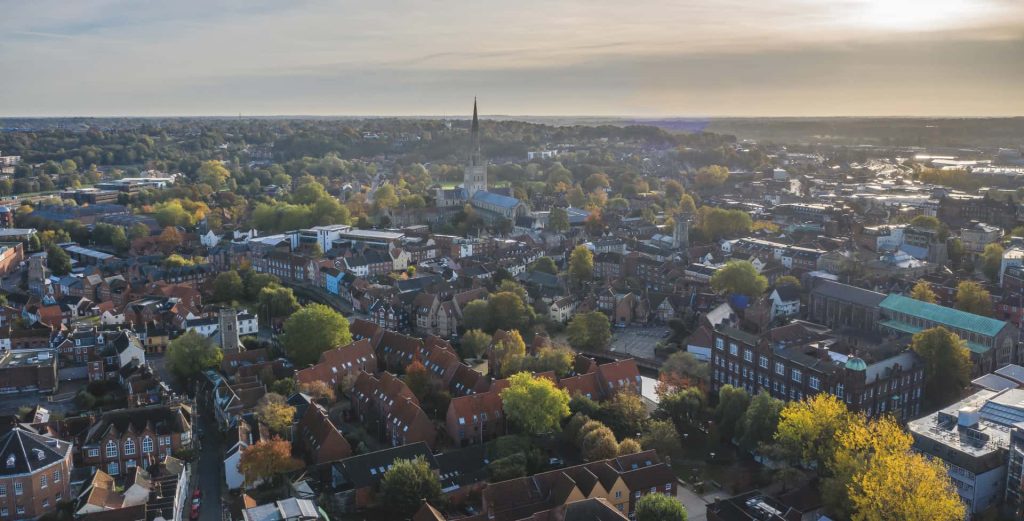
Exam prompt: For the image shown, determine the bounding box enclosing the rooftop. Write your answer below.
[880,294,1007,338]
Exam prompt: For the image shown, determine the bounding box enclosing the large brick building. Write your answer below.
[0,427,73,520]
[77,404,193,476]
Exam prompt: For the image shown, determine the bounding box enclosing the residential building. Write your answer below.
[0,348,58,394]
[0,427,73,521]
[78,404,193,476]
[295,339,377,389]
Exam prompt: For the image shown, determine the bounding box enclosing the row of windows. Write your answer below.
[97,436,171,458]
[0,470,60,498]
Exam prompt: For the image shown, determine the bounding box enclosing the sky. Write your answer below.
[3,0,1024,117]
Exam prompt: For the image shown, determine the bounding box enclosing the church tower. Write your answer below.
[463,98,487,198]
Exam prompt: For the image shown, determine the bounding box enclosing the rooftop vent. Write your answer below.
[958,407,981,428]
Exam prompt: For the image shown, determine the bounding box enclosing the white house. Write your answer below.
[548,296,578,323]
[112,331,146,368]
[769,285,801,319]
[200,231,222,248]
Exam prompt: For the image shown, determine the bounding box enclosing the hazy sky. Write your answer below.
[3,0,1024,117]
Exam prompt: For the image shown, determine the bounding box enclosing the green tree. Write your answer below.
[910,326,971,407]
[600,391,648,439]
[774,275,801,290]
[166,331,223,380]
[737,392,784,452]
[492,330,527,377]
[531,256,558,275]
[154,201,194,228]
[280,304,352,366]
[710,261,767,297]
[581,425,619,461]
[568,245,594,287]
[500,372,571,435]
[715,385,751,441]
[460,329,492,358]
[197,161,231,189]
[46,245,71,276]
[636,493,688,521]
[955,280,992,316]
[245,272,281,300]
[373,184,400,212]
[566,311,611,351]
[618,438,643,455]
[909,280,937,303]
[656,388,705,432]
[211,270,245,303]
[258,284,300,323]
[910,215,940,230]
[489,453,528,481]
[379,457,443,514]
[487,292,533,333]
[461,300,490,331]
[548,207,569,233]
[982,243,1004,281]
[641,420,683,459]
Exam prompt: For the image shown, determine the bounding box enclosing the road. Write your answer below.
[675,482,729,521]
[196,392,226,521]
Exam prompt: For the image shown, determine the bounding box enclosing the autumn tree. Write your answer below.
[491,330,527,377]
[404,360,432,400]
[581,424,619,461]
[641,420,683,459]
[825,416,912,519]
[909,280,937,303]
[618,438,642,455]
[636,493,688,521]
[982,243,1004,281]
[500,372,571,435]
[299,380,336,403]
[849,450,964,521]
[256,393,296,435]
[600,391,648,439]
[566,311,611,351]
[774,394,851,470]
[568,245,594,288]
[711,261,767,297]
[460,329,491,358]
[166,331,223,380]
[910,326,971,406]
[238,438,302,486]
[197,161,231,189]
[373,184,400,212]
[955,280,992,316]
[378,456,443,515]
[530,256,558,275]
[157,227,183,254]
[280,304,351,366]
[694,165,730,189]
[659,351,709,392]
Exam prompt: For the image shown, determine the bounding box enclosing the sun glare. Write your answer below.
[847,0,991,32]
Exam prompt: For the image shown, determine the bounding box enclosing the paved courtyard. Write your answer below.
[609,326,670,360]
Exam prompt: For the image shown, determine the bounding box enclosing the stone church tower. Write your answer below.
[218,307,243,353]
[463,98,487,198]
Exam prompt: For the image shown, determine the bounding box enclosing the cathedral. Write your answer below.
[435,100,528,223]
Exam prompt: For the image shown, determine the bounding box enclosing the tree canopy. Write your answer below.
[909,280,937,303]
[910,326,971,407]
[954,280,992,316]
[238,438,302,486]
[710,261,767,297]
[166,331,223,380]
[46,245,71,276]
[568,245,594,287]
[378,456,442,515]
[500,372,571,435]
[566,311,611,351]
[280,304,352,366]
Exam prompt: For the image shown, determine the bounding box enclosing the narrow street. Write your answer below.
[196,393,226,521]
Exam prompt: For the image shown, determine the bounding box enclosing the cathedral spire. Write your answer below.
[472,97,479,134]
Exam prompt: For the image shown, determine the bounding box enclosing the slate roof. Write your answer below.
[471,191,523,210]
[333,442,437,489]
[880,294,1007,337]
[0,427,71,476]
[810,280,886,308]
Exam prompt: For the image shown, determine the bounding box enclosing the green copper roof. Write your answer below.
[880,294,1007,338]
[878,319,990,353]
[845,357,868,371]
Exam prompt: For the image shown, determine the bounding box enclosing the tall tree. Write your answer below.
[460,329,492,358]
[910,326,971,407]
[280,304,352,366]
[487,292,534,333]
[166,331,223,380]
[211,270,245,303]
[530,256,558,275]
[258,284,300,324]
[825,416,912,519]
[600,391,648,439]
[694,165,730,189]
[640,420,683,459]
[710,261,767,297]
[636,494,688,521]
[255,393,296,436]
[568,245,594,287]
[849,451,964,521]
[955,280,992,316]
[909,280,937,303]
[46,245,71,276]
[982,243,1004,281]
[737,392,784,452]
[547,207,569,233]
[581,424,619,461]
[774,394,851,470]
[378,456,442,515]
[500,372,571,435]
[566,311,611,351]
[238,437,302,486]
[461,300,490,331]
[715,385,751,441]
[492,330,527,377]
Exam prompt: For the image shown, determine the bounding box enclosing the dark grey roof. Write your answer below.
[810,279,886,308]
[972,373,1019,392]
[772,284,801,302]
[0,427,71,476]
[995,364,1024,385]
[334,442,437,489]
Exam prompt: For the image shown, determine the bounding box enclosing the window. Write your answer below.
[106,440,118,458]
[124,438,135,456]
[759,356,769,369]
[664,483,672,491]
[88,448,99,458]
[615,491,622,498]
[791,369,802,383]
[43,499,49,508]
[108,462,119,476]
[809,376,820,390]
[16,506,24,515]
[14,482,22,496]
[40,474,47,489]
[163,436,171,446]
[775,362,785,375]
[715,338,724,350]
[743,349,753,362]
[836,383,845,399]
[1,507,6,517]
[0,484,5,497]
[729,343,738,356]
[143,436,153,454]
[53,469,61,483]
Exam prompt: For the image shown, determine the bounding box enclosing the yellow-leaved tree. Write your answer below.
[850,450,964,521]
[774,394,851,470]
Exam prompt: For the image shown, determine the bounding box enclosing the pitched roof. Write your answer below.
[334,442,437,489]
[0,427,72,476]
[880,294,1007,337]
[471,191,523,210]
[810,280,886,308]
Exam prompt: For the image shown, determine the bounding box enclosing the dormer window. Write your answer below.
[5,454,14,468]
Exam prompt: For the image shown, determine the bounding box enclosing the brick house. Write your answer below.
[0,428,73,520]
[294,339,378,390]
[350,371,435,448]
[294,403,352,466]
[77,404,193,476]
